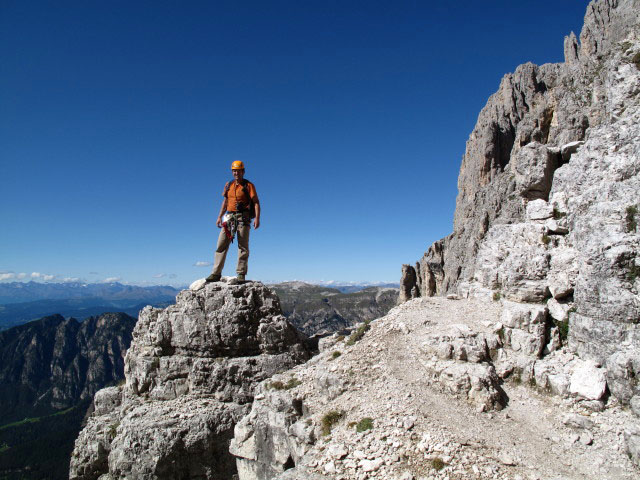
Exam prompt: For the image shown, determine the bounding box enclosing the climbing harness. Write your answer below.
[222,212,250,242]
[222,213,238,242]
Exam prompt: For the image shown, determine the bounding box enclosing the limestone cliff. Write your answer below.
[69,280,310,480]
[401,0,639,297]
[400,0,639,406]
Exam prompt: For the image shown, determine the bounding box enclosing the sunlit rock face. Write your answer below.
[70,280,310,480]
[400,0,640,407]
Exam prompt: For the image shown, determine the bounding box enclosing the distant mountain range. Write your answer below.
[0,281,181,304]
[316,282,399,293]
[270,280,399,294]
[0,281,398,331]
[0,282,180,330]
[271,281,398,336]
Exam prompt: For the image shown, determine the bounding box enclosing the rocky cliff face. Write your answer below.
[400,0,639,406]
[70,280,310,480]
[0,312,135,423]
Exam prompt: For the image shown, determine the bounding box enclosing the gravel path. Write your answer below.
[277,297,637,480]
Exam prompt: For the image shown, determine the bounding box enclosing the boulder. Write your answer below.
[230,385,307,480]
[399,264,418,304]
[569,360,607,400]
[605,350,640,404]
[512,142,559,201]
[547,298,572,323]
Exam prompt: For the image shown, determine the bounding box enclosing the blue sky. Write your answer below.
[1,0,588,286]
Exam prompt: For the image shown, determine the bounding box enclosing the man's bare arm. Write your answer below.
[253,199,261,229]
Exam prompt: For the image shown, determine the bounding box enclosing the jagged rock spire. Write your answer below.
[70,281,310,480]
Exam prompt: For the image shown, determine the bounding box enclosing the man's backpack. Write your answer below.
[224,178,256,218]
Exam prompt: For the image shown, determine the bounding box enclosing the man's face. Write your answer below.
[232,169,245,181]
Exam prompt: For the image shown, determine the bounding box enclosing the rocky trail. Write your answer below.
[232,297,637,480]
[379,299,634,480]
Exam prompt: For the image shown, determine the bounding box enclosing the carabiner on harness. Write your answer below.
[222,213,238,243]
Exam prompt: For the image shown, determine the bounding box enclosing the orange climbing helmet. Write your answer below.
[231,160,245,170]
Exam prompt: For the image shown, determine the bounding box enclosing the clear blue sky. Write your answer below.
[1,0,588,286]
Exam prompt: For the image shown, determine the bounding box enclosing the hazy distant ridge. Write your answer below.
[0,281,180,304]
[0,282,180,330]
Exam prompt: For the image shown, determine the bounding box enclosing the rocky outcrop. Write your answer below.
[70,280,310,480]
[230,297,638,479]
[400,0,640,410]
[0,312,135,423]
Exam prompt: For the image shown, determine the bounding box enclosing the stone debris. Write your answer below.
[562,413,594,430]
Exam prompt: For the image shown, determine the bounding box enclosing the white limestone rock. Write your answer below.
[547,298,572,323]
[432,361,505,412]
[92,386,122,416]
[527,199,554,221]
[501,301,549,358]
[420,323,496,363]
[189,278,207,291]
[547,247,578,300]
[397,0,640,411]
[605,350,640,403]
[326,444,348,460]
[512,143,559,201]
[547,373,571,397]
[544,218,569,235]
[560,141,585,162]
[569,360,607,400]
[473,224,551,303]
[562,413,594,430]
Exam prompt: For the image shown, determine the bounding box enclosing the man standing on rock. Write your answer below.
[206,160,260,283]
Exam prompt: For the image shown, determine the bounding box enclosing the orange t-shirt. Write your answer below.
[223,180,258,213]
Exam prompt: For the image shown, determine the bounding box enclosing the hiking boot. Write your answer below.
[236,274,246,282]
[205,273,221,282]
